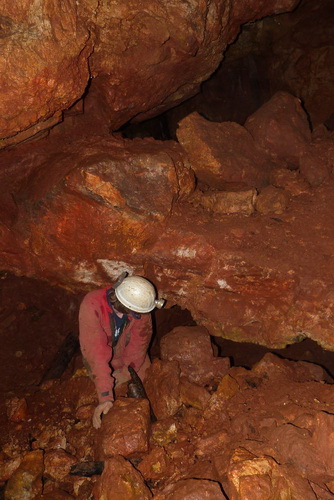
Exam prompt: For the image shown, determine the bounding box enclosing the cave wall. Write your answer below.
[0,0,298,148]
[166,0,334,130]
[1,0,334,351]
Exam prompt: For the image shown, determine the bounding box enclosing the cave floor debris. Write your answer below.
[1,273,334,499]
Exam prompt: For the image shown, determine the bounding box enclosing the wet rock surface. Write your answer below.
[1,275,334,498]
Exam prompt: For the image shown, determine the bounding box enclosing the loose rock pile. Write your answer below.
[1,326,334,498]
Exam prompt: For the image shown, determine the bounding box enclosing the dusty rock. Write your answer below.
[1,0,298,145]
[203,374,240,422]
[154,478,226,499]
[44,450,77,481]
[299,144,331,187]
[252,352,327,382]
[255,185,289,214]
[137,445,172,482]
[245,91,312,168]
[151,418,179,447]
[2,326,334,498]
[75,404,95,421]
[87,0,298,130]
[0,455,21,484]
[93,455,152,500]
[4,450,44,499]
[144,359,182,420]
[35,487,74,500]
[2,101,334,351]
[192,188,257,216]
[160,326,230,386]
[177,113,270,189]
[62,376,96,409]
[194,430,229,459]
[65,423,96,461]
[5,397,28,422]
[0,0,92,146]
[97,398,150,458]
[64,137,195,219]
[179,377,211,410]
[268,410,334,477]
[227,448,316,499]
[270,167,310,195]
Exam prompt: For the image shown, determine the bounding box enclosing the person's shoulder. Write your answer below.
[81,287,108,305]
[138,313,152,325]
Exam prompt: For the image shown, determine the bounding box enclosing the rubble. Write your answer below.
[1,321,334,498]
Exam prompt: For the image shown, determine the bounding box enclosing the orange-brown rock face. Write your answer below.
[1,92,334,351]
[0,0,299,147]
[0,0,93,147]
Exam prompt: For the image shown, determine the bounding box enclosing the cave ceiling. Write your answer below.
[1,0,334,350]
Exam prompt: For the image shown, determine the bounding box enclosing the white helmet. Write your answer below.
[115,275,165,313]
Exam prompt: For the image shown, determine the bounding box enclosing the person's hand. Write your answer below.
[93,401,113,429]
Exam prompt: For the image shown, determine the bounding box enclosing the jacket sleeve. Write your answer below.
[79,293,114,403]
[122,314,153,373]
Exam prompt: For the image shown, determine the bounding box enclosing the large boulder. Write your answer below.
[0,0,299,146]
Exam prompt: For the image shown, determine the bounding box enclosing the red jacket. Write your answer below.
[79,286,152,403]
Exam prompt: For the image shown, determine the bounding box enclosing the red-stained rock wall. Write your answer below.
[1,0,334,352]
[1,91,334,351]
[0,0,298,147]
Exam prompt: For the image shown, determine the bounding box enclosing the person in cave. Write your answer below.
[79,272,165,429]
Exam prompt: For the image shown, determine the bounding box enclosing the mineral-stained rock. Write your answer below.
[252,352,327,382]
[160,326,230,386]
[0,455,21,484]
[64,137,195,219]
[5,397,28,422]
[137,445,172,482]
[36,485,75,500]
[44,450,77,481]
[151,418,179,447]
[154,478,226,499]
[144,359,182,420]
[311,411,334,474]
[227,448,316,500]
[2,98,334,351]
[299,143,331,187]
[177,113,270,189]
[255,185,289,215]
[62,376,96,409]
[245,91,312,168]
[0,0,299,145]
[0,0,92,146]
[87,0,299,130]
[97,398,150,458]
[194,430,229,459]
[0,134,194,285]
[268,423,323,476]
[191,188,257,216]
[179,377,211,410]
[268,410,334,477]
[93,455,152,500]
[4,450,44,500]
[270,167,310,196]
[203,374,240,423]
